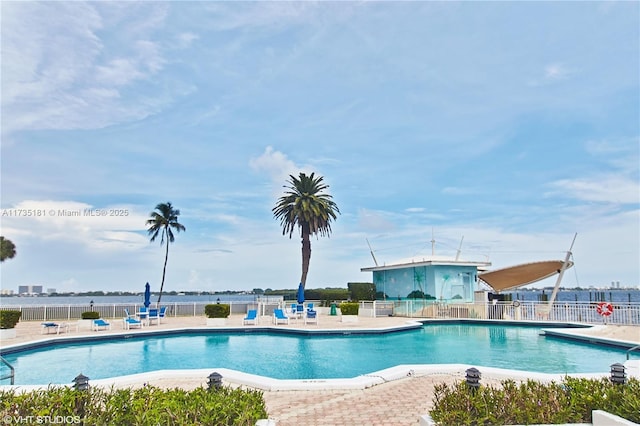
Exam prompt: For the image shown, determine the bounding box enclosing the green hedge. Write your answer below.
[81,311,100,320]
[430,376,640,425]
[204,304,230,318]
[0,310,21,329]
[0,385,267,425]
[339,302,359,315]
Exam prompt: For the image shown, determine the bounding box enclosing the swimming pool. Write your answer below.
[1,324,630,385]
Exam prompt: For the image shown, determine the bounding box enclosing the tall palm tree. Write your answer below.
[146,202,186,305]
[273,172,340,290]
[0,236,16,262]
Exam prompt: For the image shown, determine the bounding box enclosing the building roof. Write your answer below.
[478,260,573,292]
[360,255,492,272]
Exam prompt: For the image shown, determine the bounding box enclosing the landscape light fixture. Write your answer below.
[208,372,223,390]
[73,373,90,391]
[465,367,481,391]
[610,363,626,385]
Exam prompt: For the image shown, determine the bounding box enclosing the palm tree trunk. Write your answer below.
[300,225,311,289]
[158,233,169,306]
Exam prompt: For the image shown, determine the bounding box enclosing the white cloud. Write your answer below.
[548,176,639,204]
[176,32,199,48]
[544,63,572,80]
[1,2,174,139]
[249,146,300,184]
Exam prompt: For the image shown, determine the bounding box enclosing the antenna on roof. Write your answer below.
[455,236,465,261]
[431,228,435,256]
[366,238,379,267]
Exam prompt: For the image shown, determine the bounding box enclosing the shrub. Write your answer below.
[339,302,359,315]
[204,304,230,318]
[81,311,100,320]
[0,310,21,329]
[0,384,267,425]
[430,376,640,425]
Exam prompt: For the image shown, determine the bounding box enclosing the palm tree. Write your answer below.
[146,202,186,305]
[0,236,16,262]
[273,172,340,290]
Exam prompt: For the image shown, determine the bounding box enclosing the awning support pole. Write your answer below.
[548,233,577,307]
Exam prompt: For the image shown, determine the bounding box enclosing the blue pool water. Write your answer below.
[1,324,631,385]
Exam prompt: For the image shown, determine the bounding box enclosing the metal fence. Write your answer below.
[0,297,285,322]
[370,300,640,325]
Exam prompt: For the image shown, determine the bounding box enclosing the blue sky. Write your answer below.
[1,1,638,294]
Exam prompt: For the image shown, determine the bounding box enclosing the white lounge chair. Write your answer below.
[123,317,143,330]
[273,308,289,325]
[92,319,111,331]
[243,309,258,325]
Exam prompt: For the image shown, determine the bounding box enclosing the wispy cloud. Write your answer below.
[1,2,176,139]
[549,176,639,204]
[544,63,573,80]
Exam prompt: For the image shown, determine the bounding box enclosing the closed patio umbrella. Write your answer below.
[297,283,305,305]
[144,282,151,308]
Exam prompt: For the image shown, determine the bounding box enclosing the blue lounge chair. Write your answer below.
[123,317,143,330]
[41,322,70,334]
[92,319,111,331]
[273,308,289,325]
[124,308,135,319]
[305,308,318,325]
[148,308,160,325]
[243,309,258,325]
[158,306,167,323]
[296,304,305,317]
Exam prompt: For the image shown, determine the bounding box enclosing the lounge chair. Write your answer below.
[92,319,111,331]
[124,308,135,319]
[243,309,258,325]
[290,304,298,316]
[295,304,305,318]
[273,308,289,325]
[148,308,160,325]
[305,309,318,325]
[123,317,143,330]
[158,306,167,323]
[41,322,70,334]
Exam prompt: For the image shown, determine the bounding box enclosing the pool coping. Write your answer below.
[1,320,638,391]
[541,328,640,348]
[419,318,640,349]
[0,320,425,355]
[4,362,639,393]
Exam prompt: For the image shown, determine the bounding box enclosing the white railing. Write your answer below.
[0,299,284,322]
[372,300,640,325]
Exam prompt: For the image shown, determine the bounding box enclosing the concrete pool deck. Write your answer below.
[2,315,639,425]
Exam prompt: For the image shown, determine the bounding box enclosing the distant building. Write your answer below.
[47,288,57,294]
[361,255,491,302]
[18,285,43,295]
[0,289,15,295]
